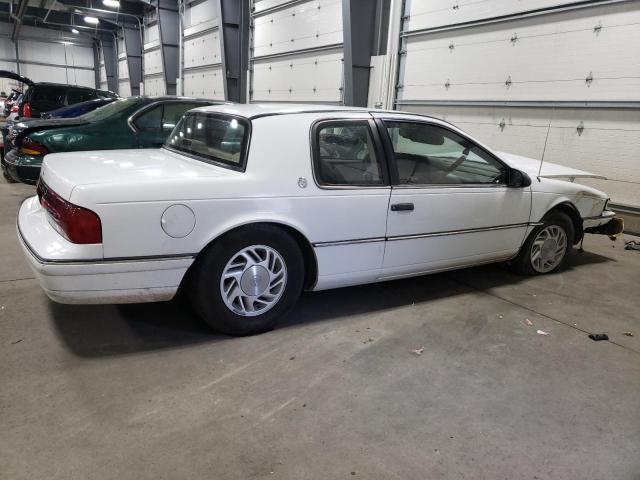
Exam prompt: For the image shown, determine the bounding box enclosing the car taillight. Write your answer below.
[36,179,102,244]
[22,102,31,118]
[20,137,48,156]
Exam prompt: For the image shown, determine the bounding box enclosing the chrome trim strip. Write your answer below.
[17,219,196,266]
[313,223,539,247]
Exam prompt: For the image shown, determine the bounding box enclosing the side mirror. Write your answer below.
[508,169,532,188]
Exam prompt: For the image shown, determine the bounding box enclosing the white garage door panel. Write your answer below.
[183,66,224,99]
[17,40,66,65]
[403,105,640,206]
[185,0,219,27]
[252,49,343,102]
[406,0,585,31]
[0,40,16,60]
[144,24,160,49]
[144,49,163,75]
[184,31,221,69]
[254,0,292,13]
[253,0,343,57]
[20,63,67,83]
[118,80,132,98]
[400,4,640,102]
[118,59,129,80]
[67,68,96,87]
[0,60,18,93]
[65,45,94,68]
[144,75,166,96]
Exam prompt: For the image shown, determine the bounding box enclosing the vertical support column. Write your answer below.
[342,0,390,106]
[218,0,250,103]
[93,42,101,89]
[123,25,143,96]
[100,40,118,92]
[157,0,179,95]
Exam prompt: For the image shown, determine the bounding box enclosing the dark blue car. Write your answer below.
[41,97,117,119]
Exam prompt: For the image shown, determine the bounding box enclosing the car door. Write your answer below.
[376,116,532,279]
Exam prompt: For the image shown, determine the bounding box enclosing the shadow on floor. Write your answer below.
[49,249,615,358]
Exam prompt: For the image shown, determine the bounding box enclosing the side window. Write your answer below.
[67,88,96,104]
[134,105,162,131]
[161,103,202,134]
[384,121,506,185]
[314,121,384,187]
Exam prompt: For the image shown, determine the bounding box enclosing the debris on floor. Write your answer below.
[524,319,533,326]
[411,346,425,356]
[624,240,640,251]
[536,329,550,336]
[623,332,634,337]
[589,333,609,341]
[10,338,23,345]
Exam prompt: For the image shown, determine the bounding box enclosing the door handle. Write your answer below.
[390,203,414,212]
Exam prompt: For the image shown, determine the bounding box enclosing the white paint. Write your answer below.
[21,105,617,305]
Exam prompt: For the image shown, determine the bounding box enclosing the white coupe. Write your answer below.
[17,104,622,335]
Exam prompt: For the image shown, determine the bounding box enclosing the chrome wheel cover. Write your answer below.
[220,245,287,317]
[530,225,568,273]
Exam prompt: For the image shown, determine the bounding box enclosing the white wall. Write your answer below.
[393,1,640,208]
[0,23,96,92]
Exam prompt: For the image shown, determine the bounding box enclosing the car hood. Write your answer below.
[40,148,235,201]
[497,152,606,180]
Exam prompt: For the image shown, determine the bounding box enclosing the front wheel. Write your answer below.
[509,211,575,275]
[188,225,304,336]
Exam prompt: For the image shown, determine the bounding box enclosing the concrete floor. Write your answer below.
[1,179,639,480]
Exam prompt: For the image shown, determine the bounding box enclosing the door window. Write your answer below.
[384,121,506,185]
[314,121,384,186]
[67,88,97,104]
[134,105,162,131]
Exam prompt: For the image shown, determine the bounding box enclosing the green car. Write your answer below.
[2,96,219,184]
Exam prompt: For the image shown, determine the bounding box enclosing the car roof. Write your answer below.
[189,103,397,119]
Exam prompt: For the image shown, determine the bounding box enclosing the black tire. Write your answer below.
[188,225,304,336]
[509,211,575,275]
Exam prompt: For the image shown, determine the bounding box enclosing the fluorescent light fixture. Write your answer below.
[103,0,120,7]
[84,16,100,24]
[71,28,80,34]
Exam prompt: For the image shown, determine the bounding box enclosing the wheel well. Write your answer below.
[546,202,583,245]
[182,222,318,293]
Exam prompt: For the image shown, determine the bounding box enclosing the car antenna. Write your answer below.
[537,106,555,181]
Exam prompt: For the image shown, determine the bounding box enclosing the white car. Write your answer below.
[17,104,622,335]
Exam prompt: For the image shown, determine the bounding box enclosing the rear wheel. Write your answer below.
[188,225,304,336]
[509,211,574,275]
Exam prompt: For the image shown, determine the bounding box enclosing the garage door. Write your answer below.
[395,1,640,208]
[250,0,344,103]
[143,19,165,96]
[182,0,225,99]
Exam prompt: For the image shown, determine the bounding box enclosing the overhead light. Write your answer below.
[84,16,100,24]
[71,28,79,34]
[103,0,120,7]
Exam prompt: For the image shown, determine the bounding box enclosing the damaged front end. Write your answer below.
[584,209,624,240]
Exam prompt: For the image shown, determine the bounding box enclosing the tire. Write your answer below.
[509,211,575,275]
[188,225,304,336]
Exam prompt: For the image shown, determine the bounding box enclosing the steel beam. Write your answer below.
[100,40,118,92]
[218,0,250,103]
[123,25,142,95]
[156,0,179,95]
[343,0,390,107]
[10,0,29,41]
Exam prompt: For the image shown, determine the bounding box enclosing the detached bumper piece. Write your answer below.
[584,216,624,239]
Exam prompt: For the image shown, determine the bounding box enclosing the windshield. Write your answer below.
[80,97,139,122]
[165,112,249,169]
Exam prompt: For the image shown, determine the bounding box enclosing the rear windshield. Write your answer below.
[165,112,249,170]
[80,97,139,122]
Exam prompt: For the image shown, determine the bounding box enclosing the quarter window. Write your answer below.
[314,121,383,186]
[384,121,506,185]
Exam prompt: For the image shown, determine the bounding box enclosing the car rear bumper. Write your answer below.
[17,196,193,304]
[4,149,42,184]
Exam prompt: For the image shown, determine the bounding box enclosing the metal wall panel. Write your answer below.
[118,58,129,80]
[405,0,590,31]
[144,75,166,95]
[183,30,221,69]
[65,44,95,68]
[67,68,97,88]
[143,48,164,76]
[17,39,66,65]
[252,48,343,102]
[395,1,640,207]
[184,0,219,27]
[144,23,160,48]
[0,60,18,94]
[253,0,343,57]
[20,63,67,84]
[250,0,344,103]
[183,65,225,98]
[118,79,132,97]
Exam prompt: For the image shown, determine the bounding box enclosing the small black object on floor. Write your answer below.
[589,333,609,341]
